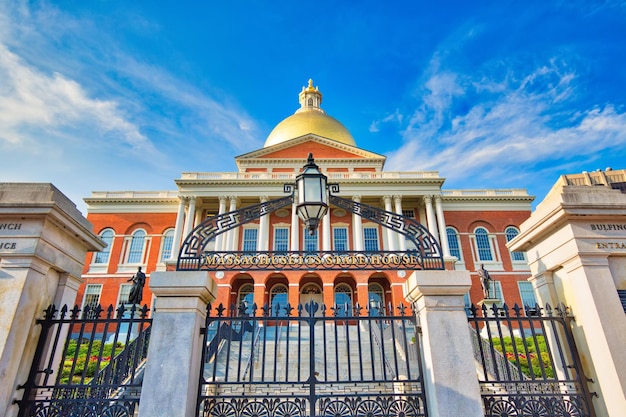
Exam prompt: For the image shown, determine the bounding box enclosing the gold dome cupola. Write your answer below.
[297,79,324,114]
[264,79,356,148]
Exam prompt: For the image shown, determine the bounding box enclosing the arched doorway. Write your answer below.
[300,282,323,316]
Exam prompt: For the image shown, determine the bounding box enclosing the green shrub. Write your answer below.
[491,335,554,378]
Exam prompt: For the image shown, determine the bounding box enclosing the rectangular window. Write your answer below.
[82,284,102,319]
[242,228,258,253]
[518,281,538,316]
[304,229,318,252]
[160,233,174,262]
[333,227,349,251]
[118,284,133,306]
[274,227,289,252]
[363,227,379,251]
[402,209,415,218]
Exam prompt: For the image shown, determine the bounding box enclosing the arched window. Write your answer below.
[160,229,175,262]
[334,283,353,316]
[368,283,385,316]
[505,227,525,261]
[237,284,254,316]
[475,227,493,261]
[446,227,462,260]
[270,284,288,316]
[94,229,114,264]
[127,230,146,264]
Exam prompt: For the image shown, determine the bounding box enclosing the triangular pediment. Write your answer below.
[235,134,385,166]
[234,135,386,172]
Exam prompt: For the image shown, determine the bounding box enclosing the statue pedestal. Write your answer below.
[477,298,515,339]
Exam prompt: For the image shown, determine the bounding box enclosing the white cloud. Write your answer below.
[385,60,626,188]
[0,44,152,154]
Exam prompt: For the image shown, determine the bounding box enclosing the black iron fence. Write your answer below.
[15,304,152,417]
[198,302,427,417]
[468,303,596,417]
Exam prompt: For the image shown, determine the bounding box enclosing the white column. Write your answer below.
[434,195,451,257]
[394,195,407,251]
[225,196,238,251]
[352,195,364,251]
[322,210,331,251]
[183,197,197,241]
[170,197,187,260]
[258,195,269,252]
[423,195,440,243]
[403,270,484,417]
[382,195,397,251]
[291,193,300,251]
[215,196,227,252]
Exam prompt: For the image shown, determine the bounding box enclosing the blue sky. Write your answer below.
[1,1,626,214]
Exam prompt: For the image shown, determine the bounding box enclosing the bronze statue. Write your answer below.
[477,264,492,298]
[127,266,146,305]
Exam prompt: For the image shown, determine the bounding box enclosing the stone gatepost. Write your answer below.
[137,271,217,417]
[404,270,484,417]
[508,178,626,417]
[0,183,105,417]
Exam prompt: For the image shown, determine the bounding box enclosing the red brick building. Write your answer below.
[76,80,535,316]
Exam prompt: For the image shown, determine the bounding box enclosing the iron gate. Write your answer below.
[15,304,151,417]
[468,303,596,417]
[197,302,427,417]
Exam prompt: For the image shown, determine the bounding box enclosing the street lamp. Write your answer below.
[296,153,328,235]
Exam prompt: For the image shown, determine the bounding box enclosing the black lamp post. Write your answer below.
[296,153,329,235]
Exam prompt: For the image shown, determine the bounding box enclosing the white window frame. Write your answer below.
[90,229,115,273]
[242,227,258,254]
[118,229,150,272]
[368,283,385,315]
[303,228,319,252]
[81,284,102,319]
[116,283,135,317]
[505,226,528,270]
[363,226,379,252]
[273,226,290,252]
[470,227,502,270]
[518,281,539,316]
[333,226,349,251]
[159,228,175,263]
[446,227,466,270]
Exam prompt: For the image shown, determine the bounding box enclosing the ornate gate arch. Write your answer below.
[176,187,444,272]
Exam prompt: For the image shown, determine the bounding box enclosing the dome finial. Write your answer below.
[298,79,323,113]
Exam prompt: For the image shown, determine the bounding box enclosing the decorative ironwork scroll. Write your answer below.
[177,187,444,271]
[329,194,443,267]
[177,192,294,270]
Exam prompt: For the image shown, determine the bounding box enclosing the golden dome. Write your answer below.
[264,80,356,148]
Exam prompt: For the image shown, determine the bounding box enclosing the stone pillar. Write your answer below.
[183,197,197,240]
[215,196,227,252]
[322,210,331,251]
[382,195,397,251]
[403,270,483,417]
[352,195,364,251]
[225,196,238,251]
[291,192,300,251]
[137,271,217,417]
[393,195,407,251]
[423,195,440,243]
[170,197,187,260]
[0,183,104,417]
[434,195,451,257]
